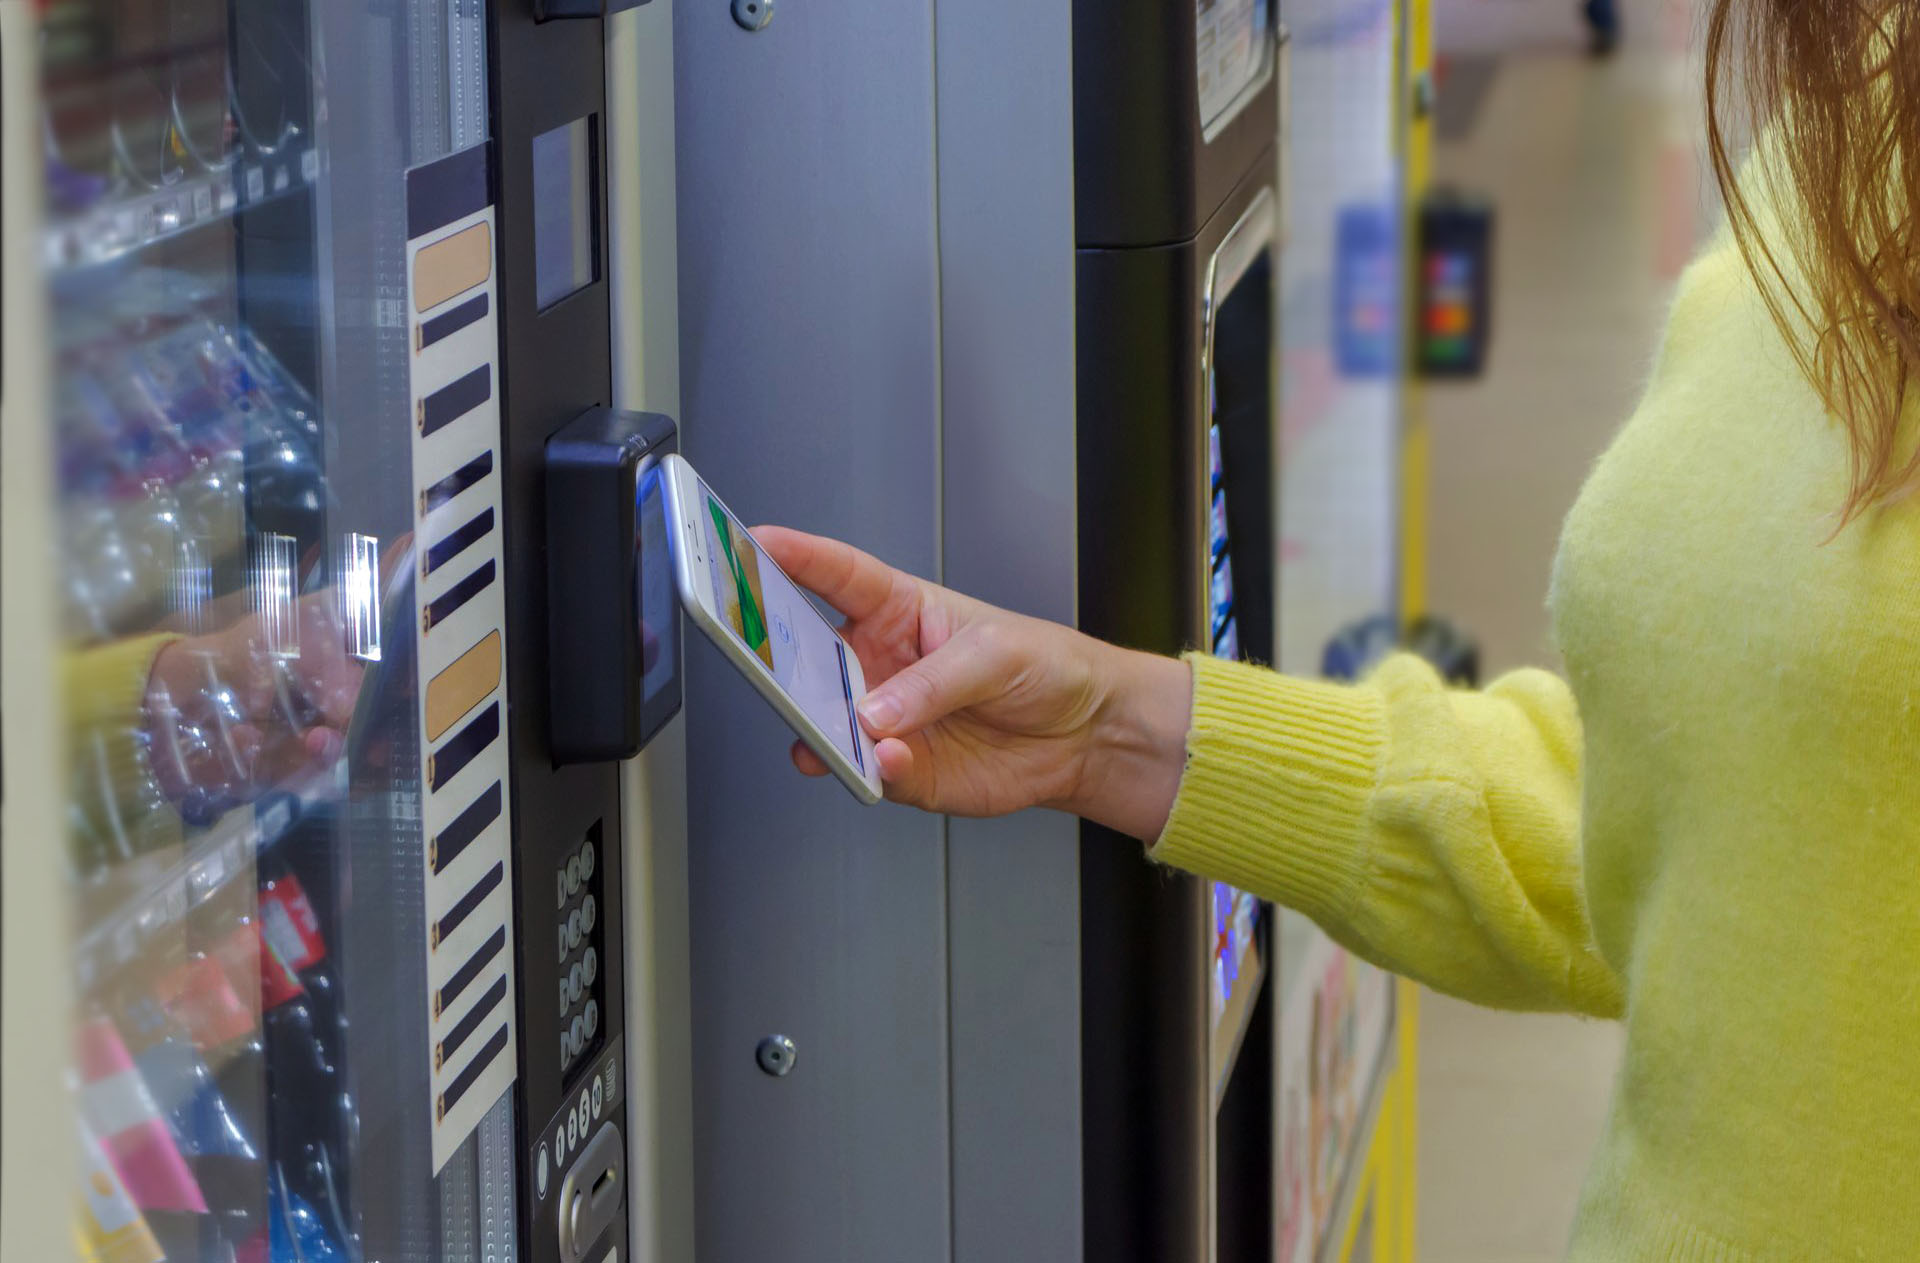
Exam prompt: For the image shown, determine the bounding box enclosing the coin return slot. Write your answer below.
[556,1122,626,1263]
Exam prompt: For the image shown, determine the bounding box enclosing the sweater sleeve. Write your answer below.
[1153,651,1624,1019]
[63,632,183,839]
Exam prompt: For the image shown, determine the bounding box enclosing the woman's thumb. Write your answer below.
[856,624,1013,738]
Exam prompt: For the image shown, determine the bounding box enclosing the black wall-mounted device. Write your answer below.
[534,0,649,20]
[545,408,682,764]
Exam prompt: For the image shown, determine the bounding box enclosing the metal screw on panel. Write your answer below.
[732,0,773,32]
[756,1034,797,1077]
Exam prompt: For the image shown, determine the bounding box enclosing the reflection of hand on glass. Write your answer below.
[143,590,367,818]
[134,533,409,823]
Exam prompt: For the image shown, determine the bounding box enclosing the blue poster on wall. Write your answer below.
[1333,200,1401,378]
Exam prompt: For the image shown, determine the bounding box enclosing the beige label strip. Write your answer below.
[414,221,493,313]
[426,630,502,742]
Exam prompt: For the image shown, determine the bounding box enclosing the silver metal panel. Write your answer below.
[673,4,952,1260]
[932,1,1086,1260]
[608,6,697,1262]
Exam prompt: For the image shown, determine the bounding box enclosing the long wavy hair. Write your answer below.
[1706,0,1920,522]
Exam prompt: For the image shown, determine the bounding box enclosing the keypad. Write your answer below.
[557,825,608,1074]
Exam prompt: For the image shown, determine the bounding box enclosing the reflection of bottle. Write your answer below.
[167,0,235,174]
[156,945,269,1146]
[268,1166,350,1263]
[76,1014,209,1215]
[257,865,357,1254]
[76,1119,167,1263]
[112,975,262,1220]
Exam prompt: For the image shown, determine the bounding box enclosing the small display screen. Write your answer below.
[636,464,681,739]
[1197,0,1273,130]
[697,481,866,773]
[532,116,599,310]
[1207,422,1261,1053]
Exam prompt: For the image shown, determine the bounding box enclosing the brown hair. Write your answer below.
[1706,0,1920,522]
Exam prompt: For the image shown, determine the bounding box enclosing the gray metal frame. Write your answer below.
[0,7,72,1256]
[607,6,699,1262]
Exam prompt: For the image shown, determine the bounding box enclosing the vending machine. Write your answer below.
[1074,4,1284,1259]
[0,3,693,1262]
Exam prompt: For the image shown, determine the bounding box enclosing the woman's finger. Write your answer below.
[855,622,1015,740]
[752,526,903,622]
[790,740,831,777]
[873,735,938,810]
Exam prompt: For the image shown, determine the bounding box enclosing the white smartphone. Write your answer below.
[660,454,883,804]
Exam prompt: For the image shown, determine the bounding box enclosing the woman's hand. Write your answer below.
[754,526,1194,840]
[145,590,367,813]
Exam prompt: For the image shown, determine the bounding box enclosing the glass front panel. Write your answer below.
[45,1,513,1259]
[1206,233,1274,1102]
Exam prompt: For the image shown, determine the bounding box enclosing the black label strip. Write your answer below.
[421,451,494,515]
[408,143,491,241]
[433,781,502,874]
[418,364,492,438]
[435,860,505,948]
[438,975,509,1070]
[425,507,496,576]
[418,293,490,352]
[428,701,500,792]
[438,1024,510,1120]
[438,926,507,1016]
[424,560,496,633]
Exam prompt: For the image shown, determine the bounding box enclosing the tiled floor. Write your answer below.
[1415,1,1709,1258]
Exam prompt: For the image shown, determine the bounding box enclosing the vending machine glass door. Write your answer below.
[41,2,518,1259]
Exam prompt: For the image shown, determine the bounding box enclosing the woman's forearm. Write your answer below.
[1067,646,1194,841]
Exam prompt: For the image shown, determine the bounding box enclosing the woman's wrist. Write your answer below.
[1068,644,1194,841]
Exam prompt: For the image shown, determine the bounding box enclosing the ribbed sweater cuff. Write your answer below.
[1151,653,1386,927]
[64,632,179,804]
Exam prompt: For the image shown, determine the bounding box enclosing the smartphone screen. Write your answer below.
[696,483,866,772]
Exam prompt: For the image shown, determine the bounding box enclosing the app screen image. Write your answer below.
[701,490,865,770]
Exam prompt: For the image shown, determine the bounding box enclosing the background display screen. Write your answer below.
[698,484,866,771]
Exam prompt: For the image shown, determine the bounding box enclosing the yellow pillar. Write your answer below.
[1396,0,1435,1255]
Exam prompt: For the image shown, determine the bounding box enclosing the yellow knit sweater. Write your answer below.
[1155,226,1920,1258]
